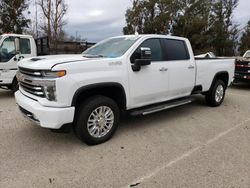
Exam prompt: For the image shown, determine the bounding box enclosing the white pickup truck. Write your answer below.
[0,34,37,91]
[15,34,235,145]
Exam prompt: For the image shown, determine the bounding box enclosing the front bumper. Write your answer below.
[15,91,75,129]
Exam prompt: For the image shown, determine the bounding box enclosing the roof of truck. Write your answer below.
[111,34,188,41]
[0,33,33,38]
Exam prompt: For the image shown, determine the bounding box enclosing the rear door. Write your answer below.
[161,39,195,98]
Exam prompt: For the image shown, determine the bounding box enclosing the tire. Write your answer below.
[74,96,120,145]
[205,80,226,107]
[11,78,19,93]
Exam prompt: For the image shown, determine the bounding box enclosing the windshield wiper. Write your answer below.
[82,54,106,58]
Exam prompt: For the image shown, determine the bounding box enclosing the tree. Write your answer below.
[123,0,239,56]
[239,21,250,55]
[123,0,179,35]
[174,0,212,55]
[0,0,30,34]
[38,0,67,53]
[209,0,239,56]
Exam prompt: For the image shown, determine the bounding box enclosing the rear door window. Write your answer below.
[163,39,190,61]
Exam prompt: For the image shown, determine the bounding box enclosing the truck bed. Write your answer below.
[195,58,235,91]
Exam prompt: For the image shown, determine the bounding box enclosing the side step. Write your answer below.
[130,97,194,116]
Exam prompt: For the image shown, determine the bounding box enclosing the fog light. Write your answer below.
[44,85,56,101]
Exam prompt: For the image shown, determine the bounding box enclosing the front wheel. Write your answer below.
[74,96,120,145]
[11,78,19,93]
[205,80,226,107]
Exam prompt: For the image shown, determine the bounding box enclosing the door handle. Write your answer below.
[188,65,195,69]
[159,67,168,72]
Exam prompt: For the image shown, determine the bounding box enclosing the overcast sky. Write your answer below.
[60,0,250,42]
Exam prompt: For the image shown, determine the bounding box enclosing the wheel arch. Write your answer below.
[209,71,229,90]
[71,82,127,110]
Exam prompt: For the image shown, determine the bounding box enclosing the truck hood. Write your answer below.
[18,55,100,70]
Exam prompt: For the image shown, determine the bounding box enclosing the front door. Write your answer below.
[128,38,170,109]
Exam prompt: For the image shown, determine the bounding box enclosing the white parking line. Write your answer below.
[123,118,250,188]
[227,92,249,97]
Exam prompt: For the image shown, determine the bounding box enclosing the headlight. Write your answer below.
[41,70,66,78]
[41,70,66,101]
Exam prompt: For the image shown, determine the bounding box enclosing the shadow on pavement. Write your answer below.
[230,83,250,90]
[0,89,14,98]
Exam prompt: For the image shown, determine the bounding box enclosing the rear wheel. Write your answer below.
[205,80,226,107]
[74,96,120,145]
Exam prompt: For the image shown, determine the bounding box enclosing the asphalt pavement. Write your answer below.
[0,84,249,188]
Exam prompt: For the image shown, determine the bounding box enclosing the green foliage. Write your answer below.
[209,0,239,56]
[123,0,179,35]
[123,0,239,56]
[0,0,30,34]
[174,0,212,55]
[239,21,250,55]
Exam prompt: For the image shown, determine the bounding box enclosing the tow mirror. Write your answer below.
[132,47,152,72]
[15,38,20,54]
[140,47,151,61]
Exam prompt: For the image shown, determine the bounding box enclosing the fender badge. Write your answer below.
[109,61,122,66]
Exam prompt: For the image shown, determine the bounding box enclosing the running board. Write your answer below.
[130,97,194,116]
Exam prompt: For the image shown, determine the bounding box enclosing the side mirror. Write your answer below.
[15,38,20,54]
[140,47,151,60]
[132,47,152,72]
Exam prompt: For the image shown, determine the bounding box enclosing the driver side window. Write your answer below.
[0,37,16,63]
[130,38,163,64]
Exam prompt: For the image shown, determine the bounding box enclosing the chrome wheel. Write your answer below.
[87,106,114,138]
[215,85,224,103]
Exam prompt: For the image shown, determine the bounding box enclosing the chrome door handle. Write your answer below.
[188,65,195,69]
[159,67,168,72]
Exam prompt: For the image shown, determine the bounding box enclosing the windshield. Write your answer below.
[244,52,250,58]
[82,37,139,58]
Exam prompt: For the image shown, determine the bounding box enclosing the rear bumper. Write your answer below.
[15,91,75,129]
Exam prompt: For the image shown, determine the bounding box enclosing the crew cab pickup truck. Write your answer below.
[15,35,235,145]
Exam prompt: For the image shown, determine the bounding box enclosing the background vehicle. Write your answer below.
[15,34,235,145]
[0,34,95,92]
[243,50,250,58]
[0,34,36,91]
[195,52,216,58]
[234,50,250,83]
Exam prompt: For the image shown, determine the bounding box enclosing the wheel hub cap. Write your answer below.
[87,106,114,138]
[215,85,224,103]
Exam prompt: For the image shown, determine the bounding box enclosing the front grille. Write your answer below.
[19,81,45,97]
[235,60,250,76]
[17,68,45,98]
[19,67,42,77]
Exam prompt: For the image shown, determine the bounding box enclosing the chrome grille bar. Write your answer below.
[19,67,42,77]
